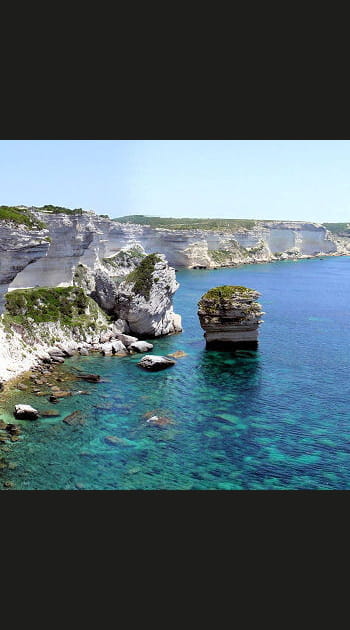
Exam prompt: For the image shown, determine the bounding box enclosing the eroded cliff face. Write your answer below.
[0,222,50,313]
[8,213,341,292]
[73,252,182,337]
[10,213,104,289]
[114,254,182,337]
[198,285,264,348]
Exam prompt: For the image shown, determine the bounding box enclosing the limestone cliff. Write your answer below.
[74,253,182,337]
[0,286,112,383]
[7,212,341,293]
[0,222,50,314]
[198,285,264,348]
[114,254,182,337]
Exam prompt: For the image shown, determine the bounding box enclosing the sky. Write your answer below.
[0,139,350,222]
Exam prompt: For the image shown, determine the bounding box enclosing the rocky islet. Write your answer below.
[198,285,264,349]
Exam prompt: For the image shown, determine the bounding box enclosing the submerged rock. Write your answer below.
[198,285,264,349]
[62,411,85,426]
[5,423,21,435]
[39,409,61,417]
[104,435,134,447]
[146,415,175,427]
[77,373,101,383]
[137,355,176,371]
[14,404,39,420]
[49,390,72,399]
[167,350,187,358]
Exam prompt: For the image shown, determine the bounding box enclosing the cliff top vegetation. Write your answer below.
[114,215,256,231]
[125,253,161,299]
[0,206,46,230]
[323,222,350,235]
[199,285,259,305]
[35,205,85,215]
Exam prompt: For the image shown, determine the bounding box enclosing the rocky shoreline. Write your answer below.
[0,319,179,387]
[0,250,182,386]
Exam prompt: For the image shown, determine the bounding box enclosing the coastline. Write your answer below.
[1,251,347,388]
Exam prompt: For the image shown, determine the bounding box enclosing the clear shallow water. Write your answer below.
[2,256,350,490]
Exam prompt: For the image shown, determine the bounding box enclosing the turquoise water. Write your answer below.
[2,255,350,490]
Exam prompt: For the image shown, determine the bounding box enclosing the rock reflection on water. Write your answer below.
[197,348,261,391]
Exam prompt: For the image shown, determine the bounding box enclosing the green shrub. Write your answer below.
[38,205,84,215]
[5,286,89,326]
[198,285,260,314]
[125,253,161,299]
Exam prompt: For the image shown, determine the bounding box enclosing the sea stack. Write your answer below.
[197,285,264,349]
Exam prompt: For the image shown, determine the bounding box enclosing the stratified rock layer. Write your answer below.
[8,212,340,292]
[115,254,182,337]
[0,222,49,313]
[198,285,264,349]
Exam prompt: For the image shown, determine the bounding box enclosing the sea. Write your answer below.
[1,255,350,490]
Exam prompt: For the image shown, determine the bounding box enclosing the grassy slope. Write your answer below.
[4,286,104,329]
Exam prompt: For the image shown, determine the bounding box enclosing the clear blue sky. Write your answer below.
[1,140,350,222]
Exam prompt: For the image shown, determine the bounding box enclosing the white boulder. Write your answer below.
[14,404,39,420]
[101,342,113,355]
[129,341,154,353]
[137,355,176,371]
[111,340,127,354]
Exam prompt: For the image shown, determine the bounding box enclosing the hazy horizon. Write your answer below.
[1,140,350,223]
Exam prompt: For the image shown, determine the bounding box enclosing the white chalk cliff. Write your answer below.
[8,212,341,292]
[0,222,49,313]
[114,254,182,337]
[0,207,348,384]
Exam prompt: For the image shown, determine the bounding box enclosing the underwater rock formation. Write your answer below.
[197,285,264,349]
